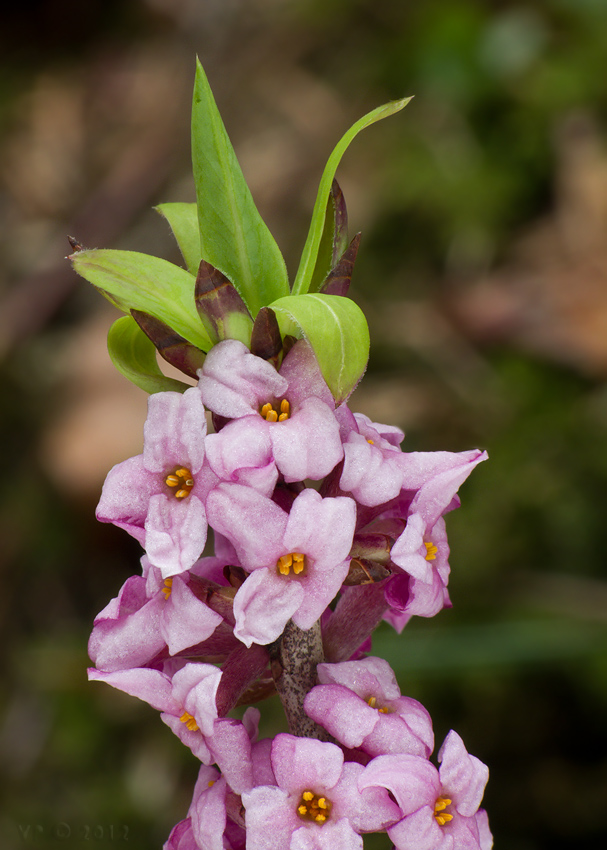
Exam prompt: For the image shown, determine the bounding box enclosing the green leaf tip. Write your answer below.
[191,58,289,316]
[293,95,413,298]
[69,248,213,352]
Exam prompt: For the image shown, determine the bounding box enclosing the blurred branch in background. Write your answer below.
[1,1,607,849]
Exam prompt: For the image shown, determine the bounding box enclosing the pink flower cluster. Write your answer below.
[90,338,491,849]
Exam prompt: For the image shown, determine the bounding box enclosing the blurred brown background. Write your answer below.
[1,1,607,848]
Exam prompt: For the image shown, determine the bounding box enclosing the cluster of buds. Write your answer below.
[72,59,493,849]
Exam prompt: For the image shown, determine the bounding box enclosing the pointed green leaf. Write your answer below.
[268,293,370,403]
[155,202,201,274]
[107,315,191,394]
[292,96,413,297]
[70,248,213,351]
[191,58,289,315]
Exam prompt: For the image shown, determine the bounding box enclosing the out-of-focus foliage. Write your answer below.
[1,1,607,849]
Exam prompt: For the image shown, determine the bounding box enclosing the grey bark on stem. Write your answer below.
[270,619,331,740]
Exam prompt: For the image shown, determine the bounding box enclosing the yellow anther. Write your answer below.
[208,780,215,788]
[180,712,199,732]
[161,578,173,599]
[260,399,290,422]
[277,555,292,575]
[424,541,438,561]
[165,467,195,499]
[367,438,375,445]
[434,797,453,826]
[297,790,332,825]
[367,694,389,713]
[277,552,306,577]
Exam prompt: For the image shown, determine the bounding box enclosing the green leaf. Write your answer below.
[155,202,201,274]
[191,58,290,315]
[107,316,191,394]
[268,293,370,403]
[70,248,213,351]
[292,96,413,297]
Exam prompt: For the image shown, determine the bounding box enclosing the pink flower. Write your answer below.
[339,411,408,506]
[88,558,223,672]
[304,657,434,758]
[96,388,216,577]
[359,730,491,850]
[88,662,221,762]
[241,734,400,850]
[386,450,488,626]
[206,484,356,646]
[198,339,343,482]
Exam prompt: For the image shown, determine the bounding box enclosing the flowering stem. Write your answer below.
[270,619,330,740]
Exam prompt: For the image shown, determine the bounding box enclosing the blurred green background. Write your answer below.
[1,1,607,848]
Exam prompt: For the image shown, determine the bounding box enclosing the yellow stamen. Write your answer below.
[161,578,173,599]
[424,541,438,561]
[292,553,305,574]
[434,796,453,826]
[296,790,332,825]
[180,711,199,732]
[276,552,307,577]
[165,466,195,499]
[367,438,375,445]
[367,695,389,713]
[208,780,215,788]
[260,398,290,422]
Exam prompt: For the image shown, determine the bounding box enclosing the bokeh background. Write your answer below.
[2,1,607,848]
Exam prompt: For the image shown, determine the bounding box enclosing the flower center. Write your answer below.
[276,552,306,577]
[434,796,453,826]
[367,695,389,713]
[260,399,290,422]
[161,578,173,599]
[424,541,438,561]
[165,467,195,499]
[180,711,199,732]
[297,790,332,825]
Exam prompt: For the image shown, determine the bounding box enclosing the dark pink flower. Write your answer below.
[304,657,433,758]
